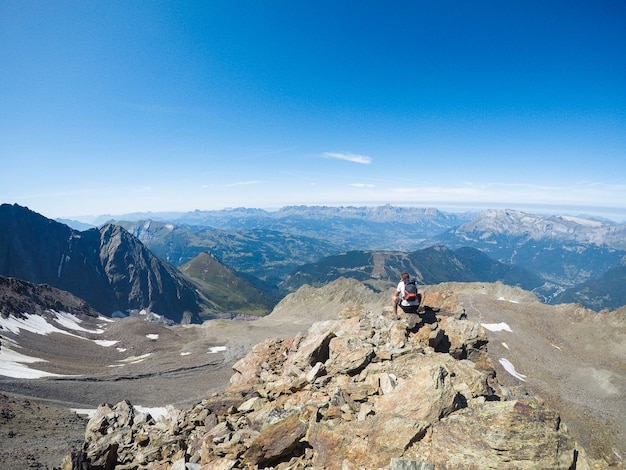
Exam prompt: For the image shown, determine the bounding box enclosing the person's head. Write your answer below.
[401,272,410,281]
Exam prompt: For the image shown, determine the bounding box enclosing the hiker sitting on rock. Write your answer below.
[392,271,421,315]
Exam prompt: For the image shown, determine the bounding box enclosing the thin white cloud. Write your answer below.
[350,183,375,188]
[224,180,262,187]
[323,152,372,164]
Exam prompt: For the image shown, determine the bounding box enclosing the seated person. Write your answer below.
[392,272,422,314]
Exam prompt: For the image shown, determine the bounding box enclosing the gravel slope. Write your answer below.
[425,282,626,466]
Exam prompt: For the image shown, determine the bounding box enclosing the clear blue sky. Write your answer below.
[1,1,625,221]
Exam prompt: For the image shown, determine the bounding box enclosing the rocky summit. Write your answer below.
[65,296,591,470]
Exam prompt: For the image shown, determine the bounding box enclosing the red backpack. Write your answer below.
[403,279,418,302]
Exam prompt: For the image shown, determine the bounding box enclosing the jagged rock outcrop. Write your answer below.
[67,304,589,469]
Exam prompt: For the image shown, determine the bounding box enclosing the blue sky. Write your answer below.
[1,1,625,221]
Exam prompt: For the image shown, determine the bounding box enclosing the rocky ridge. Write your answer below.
[67,296,592,469]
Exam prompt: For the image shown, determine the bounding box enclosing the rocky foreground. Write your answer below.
[64,298,593,469]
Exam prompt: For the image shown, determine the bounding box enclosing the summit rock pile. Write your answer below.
[66,301,589,469]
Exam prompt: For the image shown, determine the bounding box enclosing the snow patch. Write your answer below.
[118,353,152,363]
[136,406,169,420]
[72,405,169,420]
[0,339,73,379]
[138,310,163,321]
[146,334,159,340]
[499,358,527,382]
[54,311,105,334]
[497,297,519,304]
[94,340,118,347]
[502,342,509,349]
[180,352,191,356]
[208,346,227,354]
[0,312,83,339]
[481,322,513,332]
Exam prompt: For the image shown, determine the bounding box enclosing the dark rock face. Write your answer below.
[0,275,99,319]
[95,224,202,322]
[0,204,203,323]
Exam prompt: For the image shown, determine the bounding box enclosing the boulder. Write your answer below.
[242,413,308,467]
[428,399,584,469]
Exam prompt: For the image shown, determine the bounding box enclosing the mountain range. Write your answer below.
[2,203,625,324]
[1,202,626,467]
[279,246,542,294]
[103,205,625,311]
[436,209,626,307]
[91,205,473,252]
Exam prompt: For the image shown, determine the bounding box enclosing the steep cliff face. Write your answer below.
[95,223,203,322]
[0,204,204,322]
[70,304,590,469]
[0,203,79,284]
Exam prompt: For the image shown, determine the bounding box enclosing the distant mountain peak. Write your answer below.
[457,208,622,245]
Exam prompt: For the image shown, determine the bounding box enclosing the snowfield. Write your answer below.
[0,310,229,380]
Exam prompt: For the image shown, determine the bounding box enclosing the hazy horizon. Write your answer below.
[40,202,623,226]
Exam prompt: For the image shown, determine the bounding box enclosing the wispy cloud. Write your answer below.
[323,152,372,164]
[224,180,262,187]
[350,183,375,188]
